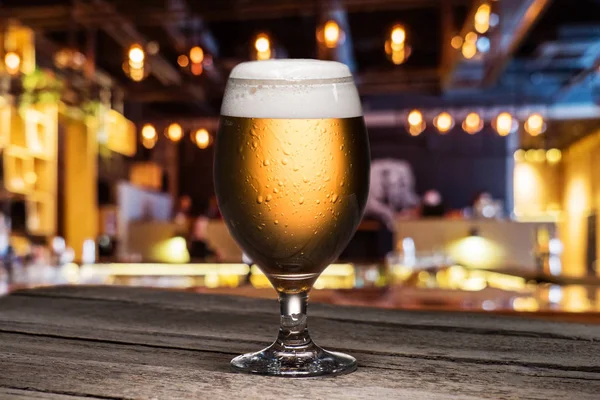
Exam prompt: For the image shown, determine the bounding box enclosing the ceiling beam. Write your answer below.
[162,0,223,84]
[80,0,182,87]
[1,0,470,29]
[482,0,553,86]
[440,2,479,91]
[35,34,119,90]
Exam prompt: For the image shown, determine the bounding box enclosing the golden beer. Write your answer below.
[215,59,369,377]
[215,116,369,291]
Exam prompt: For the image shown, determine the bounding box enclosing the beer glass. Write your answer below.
[214,59,370,377]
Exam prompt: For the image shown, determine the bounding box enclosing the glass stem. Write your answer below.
[276,291,312,348]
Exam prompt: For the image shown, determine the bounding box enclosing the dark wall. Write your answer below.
[370,125,508,209]
[179,141,215,215]
[179,125,509,212]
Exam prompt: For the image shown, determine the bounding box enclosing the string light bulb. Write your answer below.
[4,51,20,75]
[141,124,157,140]
[385,24,411,65]
[128,44,145,68]
[166,123,183,142]
[189,46,204,64]
[451,36,463,49]
[177,54,189,68]
[493,112,516,136]
[474,3,492,34]
[524,113,546,136]
[546,148,562,164]
[407,109,425,136]
[390,25,406,48]
[193,128,211,149]
[141,124,157,149]
[323,20,341,48]
[433,112,454,134]
[254,33,272,60]
[462,112,484,134]
[513,149,525,162]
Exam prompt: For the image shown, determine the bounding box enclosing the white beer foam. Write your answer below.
[221,59,362,119]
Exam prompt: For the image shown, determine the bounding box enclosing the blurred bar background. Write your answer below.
[0,0,599,320]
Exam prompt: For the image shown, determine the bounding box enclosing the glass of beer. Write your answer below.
[214,59,370,377]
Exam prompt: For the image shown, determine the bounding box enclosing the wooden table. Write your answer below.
[0,286,599,399]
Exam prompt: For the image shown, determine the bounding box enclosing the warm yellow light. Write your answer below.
[128,44,145,66]
[512,297,539,312]
[451,35,463,49]
[255,34,271,53]
[407,109,423,126]
[474,3,491,34]
[4,51,21,74]
[462,41,477,59]
[142,137,156,149]
[391,47,409,65]
[391,25,406,45]
[434,112,454,133]
[546,148,562,164]
[533,149,546,163]
[465,31,478,42]
[194,128,211,149]
[407,109,425,136]
[166,123,183,142]
[524,149,537,162]
[323,20,341,48]
[191,62,203,76]
[494,112,514,136]
[448,236,503,270]
[177,54,189,68]
[129,67,145,82]
[513,149,525,162]
[524,113,546,136]
[189,46,204,64]
[462,112,483,134]
[141,123,157,140]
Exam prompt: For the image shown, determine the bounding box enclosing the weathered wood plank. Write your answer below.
[1,332,598,400]
[1,286,599,399]
[2,288,599,371]
[0,388,103,399]
[12,286,600,339]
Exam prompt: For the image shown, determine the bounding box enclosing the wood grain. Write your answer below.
[0,285,599,399]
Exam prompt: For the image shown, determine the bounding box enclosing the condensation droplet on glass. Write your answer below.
[316,200,320,204]
[281,158,288,165]
[293,166,299,171]
[274,220,279,225]
[325,176,330,182]
[283,148,291,155]
[340,179,345,187]
[299,197,304,204]
[263,159,270,166]
[320,127,326,134]
[326,193,330,198]
[256,196,263,204]
[273,187,279,193]
[340,144,344,150]
[303,176,309,183]
[331,194,338,203]
[265,194,272,202]
[278,181,284,187]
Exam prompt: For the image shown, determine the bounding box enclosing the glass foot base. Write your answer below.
[231,341,357,377]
